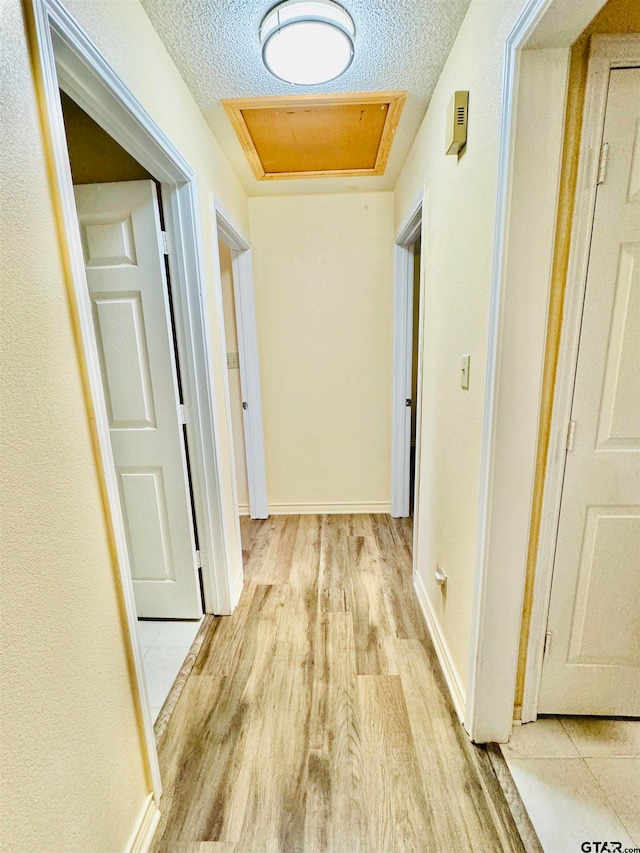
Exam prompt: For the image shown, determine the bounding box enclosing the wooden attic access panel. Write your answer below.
[223,92,406,180]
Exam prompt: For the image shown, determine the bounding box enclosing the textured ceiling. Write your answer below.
[139,0,472,195]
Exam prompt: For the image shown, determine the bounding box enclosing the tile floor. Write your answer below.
[501,717,640,853]
[137,619,202,722]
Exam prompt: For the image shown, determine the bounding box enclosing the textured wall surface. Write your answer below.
[394,0,528,693]
[249,192,394,510]
[0,0,249,850]
[0,2,149,851]
[138,0,472,196]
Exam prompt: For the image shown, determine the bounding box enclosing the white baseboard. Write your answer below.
[268,501,391,515]
[125,794,160,853]
[413,570,466,724]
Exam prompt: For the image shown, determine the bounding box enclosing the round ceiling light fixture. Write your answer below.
[259,0,355,85]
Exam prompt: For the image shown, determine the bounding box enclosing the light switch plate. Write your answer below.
[461,355,470,389]
[227,351,239,369]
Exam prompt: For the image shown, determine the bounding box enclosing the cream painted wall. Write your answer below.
[249,192,394,511]
[394,0,528,693]
[0,0,248,850]
[219,239,250,510]
[0,2,149,850]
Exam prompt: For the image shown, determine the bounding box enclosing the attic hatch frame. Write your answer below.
[223,91,406,180]
[27,0,245,804]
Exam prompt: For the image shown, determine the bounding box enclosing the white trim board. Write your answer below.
[231,568,245,613]
[411,186,429,620]
[465,0,609,744]
[268,502,391,515]
[212,196,269,520]
[390,191,424,518]
[124,795,160,853]
[521,33,640,723]
[414,572,466,723]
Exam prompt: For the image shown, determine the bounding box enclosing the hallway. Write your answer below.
[151,515,526,852]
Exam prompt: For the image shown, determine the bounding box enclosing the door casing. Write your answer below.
[212,198,269,520]
[461,0,611,745]
[28,0,244,799]
[391,192,424,518]
[522,34,640,723]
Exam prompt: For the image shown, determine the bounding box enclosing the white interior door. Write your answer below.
[539,67,640,715]
[74,180,202,619]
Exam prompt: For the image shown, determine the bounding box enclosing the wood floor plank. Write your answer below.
[394,638,508,852]
[238,516,263,561]
[386,514,414,564]
[357,674,433,852]
[305,612,365,853]
[277,514,321,647]
[250,514,301,585]
[370,515,426,641]
[347,536,396,675]
[231,638,311,852]
[240,515,278,582]
[155,597,279,846]
[152,675,228,850]
[193,582,272,678]
[154,616,217,744]
[318,515,350,613]
[151,514,526,853]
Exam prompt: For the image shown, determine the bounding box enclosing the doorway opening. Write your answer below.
[522,33,640,723]
[212,201,269,521]
[391,194,424,518]
[59,90,206,724]
[474,19,640,853]
[30,0,245,800]
[218,240,251,517]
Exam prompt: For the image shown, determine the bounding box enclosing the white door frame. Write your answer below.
[521,34,640,723]
[391,192,423,518]
[29,0,242,798]
[212,198,269,519]
[464,0,611,743]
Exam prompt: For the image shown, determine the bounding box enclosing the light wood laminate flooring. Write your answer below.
[151,514,526,852]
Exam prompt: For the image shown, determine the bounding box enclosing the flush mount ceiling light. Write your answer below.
[259,0,355,85]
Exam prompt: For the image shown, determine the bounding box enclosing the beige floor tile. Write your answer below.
[143,644,190,708]
[137,619,164,648]
[586,757,640,845]
[154,620,202,647]
[502,718,580,760]
[506,758,634,853]
[561,717,640,757]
